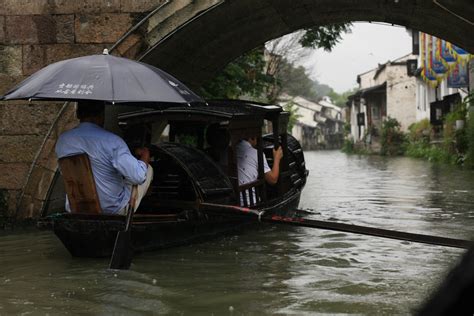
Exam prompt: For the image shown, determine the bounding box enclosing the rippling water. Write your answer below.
[1,151,474,315]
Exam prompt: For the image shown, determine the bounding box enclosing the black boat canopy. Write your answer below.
[118,99,282,124]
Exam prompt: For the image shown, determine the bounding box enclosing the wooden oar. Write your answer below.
[109,185,138,270]
[200,203,472,249]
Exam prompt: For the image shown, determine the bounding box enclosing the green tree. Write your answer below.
[328,88,359,108]
[199,24,352,101]
[381,117,406,156]
[276,60,319,101]
[313,81,333,97]
[463,93,474,168]
[198,47,272,100]
[299,23,352,51]
[269,23,352,102]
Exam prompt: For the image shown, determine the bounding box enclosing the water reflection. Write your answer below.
[301,152,474,239]
[1,151,473,314]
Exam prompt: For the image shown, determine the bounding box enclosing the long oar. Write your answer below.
[200,203,472,249]
[109,185,138,270]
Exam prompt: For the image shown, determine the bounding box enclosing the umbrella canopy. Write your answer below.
[1,50,204,108]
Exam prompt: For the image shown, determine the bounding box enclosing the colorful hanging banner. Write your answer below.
[440,40,456,67]
[419,32,472,87]
[421,34,438,87]
[451,45,469,56]
[450,44,471,65]
[448,62,469,88]
[431,37,447,78]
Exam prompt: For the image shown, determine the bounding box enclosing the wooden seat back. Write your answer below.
[238,179,266,207]
[58,153,101,214]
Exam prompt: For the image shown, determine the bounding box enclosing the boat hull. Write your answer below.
[42,191,302,258]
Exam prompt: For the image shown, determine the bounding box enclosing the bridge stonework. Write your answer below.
[0,0,473,220]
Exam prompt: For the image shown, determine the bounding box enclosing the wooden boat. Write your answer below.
[38,99,308,258]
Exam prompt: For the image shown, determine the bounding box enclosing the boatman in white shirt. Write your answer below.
[236,136,283,205]
[55,101,153,215]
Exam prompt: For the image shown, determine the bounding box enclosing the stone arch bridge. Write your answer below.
[0,0,473,219]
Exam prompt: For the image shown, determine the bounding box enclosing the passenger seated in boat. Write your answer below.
[205,123,229,170]
[236,137,283,205]
[55,101,154,215]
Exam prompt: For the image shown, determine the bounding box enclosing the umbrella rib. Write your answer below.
[125,61,150,98]
[107,56,115,103]
[124,61,183,104]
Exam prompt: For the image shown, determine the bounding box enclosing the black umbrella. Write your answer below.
[1,49,204,108]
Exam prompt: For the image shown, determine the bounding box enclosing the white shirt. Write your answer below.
[236,140,270,205]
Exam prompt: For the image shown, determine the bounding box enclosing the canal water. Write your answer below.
[1,151,474,315]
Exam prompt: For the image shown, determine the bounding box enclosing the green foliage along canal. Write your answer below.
[1,151,474,314]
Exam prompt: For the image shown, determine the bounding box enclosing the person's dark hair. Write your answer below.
[76,100,106,120]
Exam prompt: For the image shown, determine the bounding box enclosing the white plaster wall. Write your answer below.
[359,69,385,89]
[350,103,358,140]
[386,65,417,131]
[349,102,366,141]
[359,54,415,89]
[291,124,303,143]
[291,103,318,128]
[416,79,431,121]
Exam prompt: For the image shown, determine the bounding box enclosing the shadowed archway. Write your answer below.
[139,0,473,89]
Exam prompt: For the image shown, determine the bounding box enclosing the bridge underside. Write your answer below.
[141,0,474,89]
